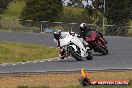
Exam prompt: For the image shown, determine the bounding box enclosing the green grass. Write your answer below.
[63,6,84,15]
[1,0,26,19]
[0,42,58,64]
[128,21,132,36]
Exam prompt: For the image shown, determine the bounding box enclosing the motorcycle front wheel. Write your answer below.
[68,46,83,61]
[86,53,93,60]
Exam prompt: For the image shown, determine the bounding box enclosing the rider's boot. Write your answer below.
[58,50,65,60]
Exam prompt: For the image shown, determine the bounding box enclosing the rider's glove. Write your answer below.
[77,35,81,38]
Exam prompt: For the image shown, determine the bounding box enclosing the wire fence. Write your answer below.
[0,18,132,36]
[0,18,78,32]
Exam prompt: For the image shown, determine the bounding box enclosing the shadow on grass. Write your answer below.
[17,85,49,88]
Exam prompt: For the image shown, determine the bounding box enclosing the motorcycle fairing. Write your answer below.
[71,36,87,58]
[59,34,73,47]
[69,45,77,51]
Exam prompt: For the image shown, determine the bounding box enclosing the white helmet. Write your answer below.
[80,23,87,28]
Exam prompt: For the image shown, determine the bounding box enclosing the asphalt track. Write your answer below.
[0,31,132,73]
[0,31,55,46]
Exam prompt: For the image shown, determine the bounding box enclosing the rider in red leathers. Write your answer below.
[79,23,107,44]
[78,23,108,51]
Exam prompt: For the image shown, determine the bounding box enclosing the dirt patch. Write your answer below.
[0,70,132,88]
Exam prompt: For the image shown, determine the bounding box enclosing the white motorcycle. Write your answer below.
[53,31,93,61]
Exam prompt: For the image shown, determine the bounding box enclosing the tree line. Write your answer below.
[0,0,132,35]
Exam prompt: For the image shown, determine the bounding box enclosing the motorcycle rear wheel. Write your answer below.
[105,48,109,54]
[95,43,107,55]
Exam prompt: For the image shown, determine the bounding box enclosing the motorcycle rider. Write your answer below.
[78,23,107,46]
[54,29,89,60]
[53,30,69,60]
[79,23,92,40]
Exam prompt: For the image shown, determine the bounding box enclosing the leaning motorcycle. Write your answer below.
[54,32,93,61]
[85,31,108,55]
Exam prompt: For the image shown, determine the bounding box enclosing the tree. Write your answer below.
[106,0,132,36]
[20,0,63,21]
[0,0,12,14]
[88,0,132,36]
[0,0,12,28]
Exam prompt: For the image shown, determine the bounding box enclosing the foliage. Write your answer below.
[106,0,132,25]
[1,0,26,19]
[20,0,63,21]
[67,0,84,8]
[0,0,12,26]
[65,0,132,35]
[90,0,132,36]
[85,5,103,27]
[59,6,86,23]
[0,0,12,14]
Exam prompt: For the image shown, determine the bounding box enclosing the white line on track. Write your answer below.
[0,57,59,67]
[1,64,7,66]
[39,61,44,63]
[33,62,36,63]
[48,60,51,61]
[20,62,26,65]
[12,64,16,66]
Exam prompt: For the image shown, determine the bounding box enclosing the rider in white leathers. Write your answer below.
[53,30,88,60]
[53,30,70,59]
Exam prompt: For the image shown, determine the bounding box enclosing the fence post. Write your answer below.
[40,23,43,32]
[0,18,1,30]
[10,18,13,32]
[69,23,77,32]
[41,21,49,32]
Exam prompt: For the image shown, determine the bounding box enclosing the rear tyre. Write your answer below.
[95,43,107,55]
[68,46,83,61]
[105,48,109,55]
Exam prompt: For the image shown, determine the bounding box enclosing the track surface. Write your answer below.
[0,31,55,46]
[0,31,132,73]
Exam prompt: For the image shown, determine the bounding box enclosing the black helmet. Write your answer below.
[53,30,61,40]
[80,23,87,31]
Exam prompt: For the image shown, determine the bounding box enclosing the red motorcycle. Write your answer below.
[85,31,108,55]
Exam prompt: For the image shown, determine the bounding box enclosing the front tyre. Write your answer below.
[86,52,93,60]
[68,46,83,61]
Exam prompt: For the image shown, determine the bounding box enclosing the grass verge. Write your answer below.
[1,0,26,19]
[0,71,131,88]
[0,42,58,64]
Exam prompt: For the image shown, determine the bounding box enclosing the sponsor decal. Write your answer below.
[79,68,130,86]
[91,80,129,85]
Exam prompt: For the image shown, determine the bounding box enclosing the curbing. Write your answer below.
[0,57,58,67]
